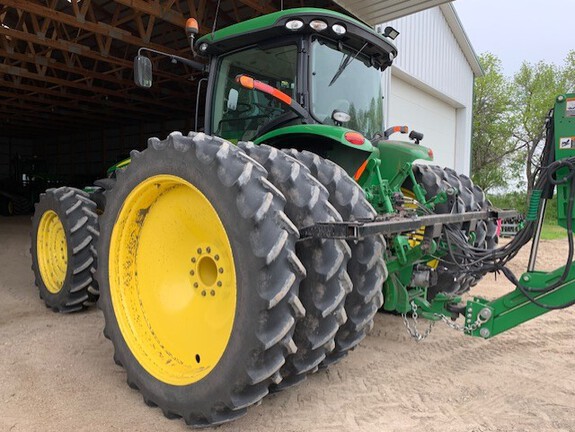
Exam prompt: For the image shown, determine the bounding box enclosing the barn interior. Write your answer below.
[0,0,446,206]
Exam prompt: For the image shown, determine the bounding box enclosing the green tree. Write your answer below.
[563,50,575,90]
[471,53,517,192]
[513,60,569,194]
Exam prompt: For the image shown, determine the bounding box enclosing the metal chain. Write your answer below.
[402,301,485,342]
[401,301,435,342]
[432,313,484,333]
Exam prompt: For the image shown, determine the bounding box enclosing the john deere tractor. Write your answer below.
[30,8,575,426]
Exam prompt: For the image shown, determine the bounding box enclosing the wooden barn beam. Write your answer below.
[2,0,186,57]
[112,0,211,33]
[0,25,197,85]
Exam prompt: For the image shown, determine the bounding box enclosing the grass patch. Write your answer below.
[540,222,567,240]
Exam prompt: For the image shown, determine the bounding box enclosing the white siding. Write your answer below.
[381,7,474,108]
[379,6,475,174]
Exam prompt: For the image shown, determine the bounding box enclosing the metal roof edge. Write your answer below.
[439,3,484,77]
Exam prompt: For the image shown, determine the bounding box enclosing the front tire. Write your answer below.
[96,132,305,426]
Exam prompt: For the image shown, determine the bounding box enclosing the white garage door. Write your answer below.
[387,77,457,169]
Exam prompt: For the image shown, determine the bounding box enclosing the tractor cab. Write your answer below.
[133,8,402,173]
[195,8,398,147]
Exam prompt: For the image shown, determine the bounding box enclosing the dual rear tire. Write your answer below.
[93,135,386,425]
[409,164,497,297]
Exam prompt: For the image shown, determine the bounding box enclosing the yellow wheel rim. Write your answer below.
[401,188,438,269]
[37,210,68,294]
[109,175,237,386]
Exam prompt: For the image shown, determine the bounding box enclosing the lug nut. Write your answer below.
[201,290,206,296]
[206,247,211,253]
[218,268,223,274]
[217,281,222,287]
[197,248,202,254]
[210,290,215,296]
[214,255,219,261]
[193,282,198,288]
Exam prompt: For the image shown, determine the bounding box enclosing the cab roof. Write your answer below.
[195,8,398,70]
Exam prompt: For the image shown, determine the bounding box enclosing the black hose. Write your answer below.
[423,111,575,310]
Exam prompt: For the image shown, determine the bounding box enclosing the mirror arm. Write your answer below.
[137,47,208,73]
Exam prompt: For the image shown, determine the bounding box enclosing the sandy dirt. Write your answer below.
[1,216,574,432]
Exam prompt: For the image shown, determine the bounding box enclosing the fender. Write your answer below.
[375,139,433,182]
[254,124,375,176]
[254,124,375,152]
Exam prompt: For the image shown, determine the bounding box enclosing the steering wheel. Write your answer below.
[233,102,252,114]
[252,102,284,116]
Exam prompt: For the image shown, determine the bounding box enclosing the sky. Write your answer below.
[453,0,575,76]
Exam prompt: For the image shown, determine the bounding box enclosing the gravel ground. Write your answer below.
[1,216,574,432]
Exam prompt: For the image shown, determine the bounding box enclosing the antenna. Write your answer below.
[211,0,221,39]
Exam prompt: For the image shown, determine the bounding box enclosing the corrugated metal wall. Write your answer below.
[378,6,474,174]
[381,7,474,108]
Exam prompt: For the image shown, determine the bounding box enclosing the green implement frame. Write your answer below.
[464,93,575,338]
[465,267,575,338]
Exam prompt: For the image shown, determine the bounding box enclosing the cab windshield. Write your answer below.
[211,44,298,142]
[310,37,383,139]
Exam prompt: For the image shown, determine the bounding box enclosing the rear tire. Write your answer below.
[284,149,387,366]
[453,171,498,290]
[96,132,305,426]
[239,143,351,388]
[407,165,496,297]
[31,187,99,312]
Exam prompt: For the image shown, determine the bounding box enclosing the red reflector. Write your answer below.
[428,148,434,159]
[345,131,365,146]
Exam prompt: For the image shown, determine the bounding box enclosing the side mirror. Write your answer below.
[134,55,153,88]
[227,89,239,111]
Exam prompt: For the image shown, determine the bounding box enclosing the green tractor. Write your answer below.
[29,7,575,427]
